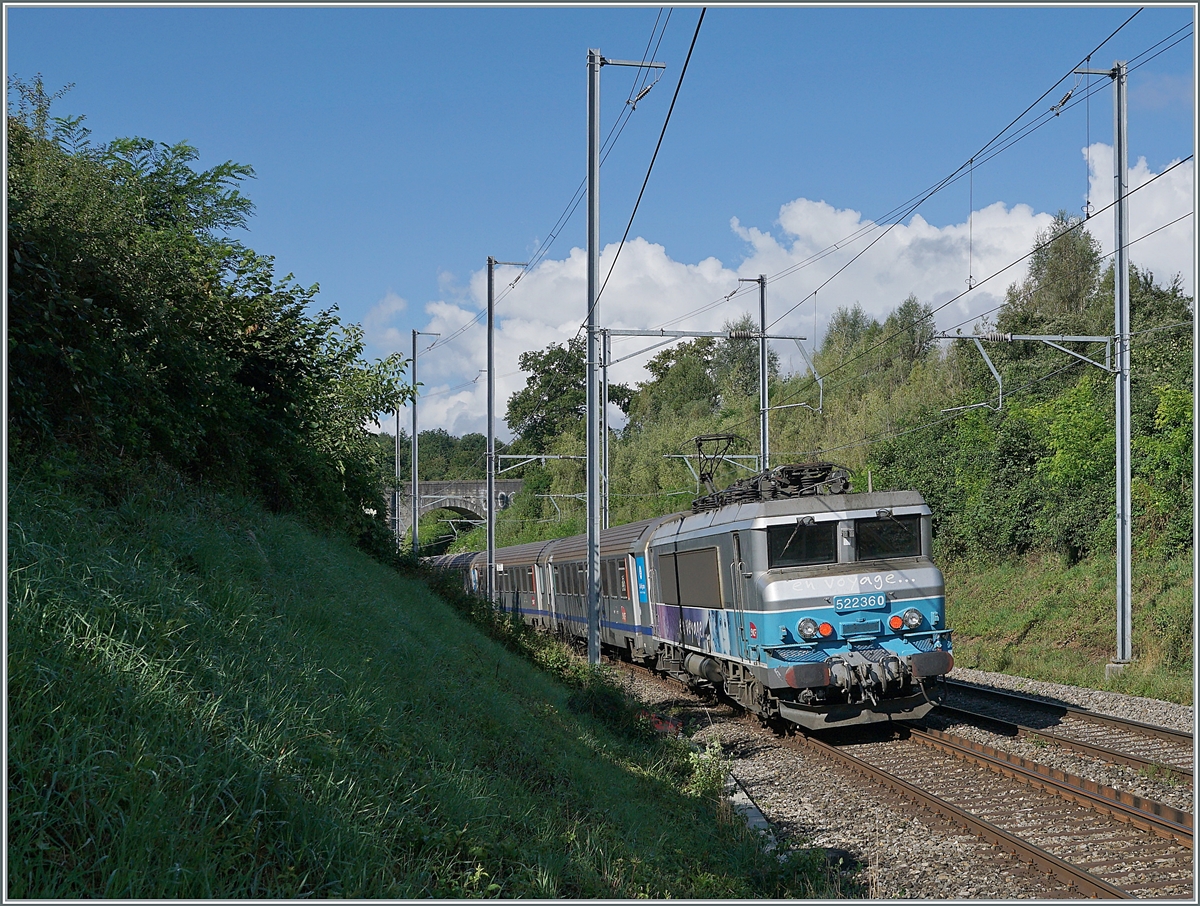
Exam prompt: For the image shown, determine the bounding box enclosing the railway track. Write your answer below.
[942,678,1195,786]
[792,723,1193,898]
[613,660,1194,898]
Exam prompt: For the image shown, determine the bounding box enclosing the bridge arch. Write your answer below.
[386,479,524,538]
[421,498,485,522]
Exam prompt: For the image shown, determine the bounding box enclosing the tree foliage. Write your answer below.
[626,337,718,431]
[709,313,780,405]
[7,77,411,535]
[375,429,508,483]
[504,335,631,450]
[999,211,1105,333]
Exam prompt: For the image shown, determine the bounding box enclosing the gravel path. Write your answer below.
[615,664,1195,899]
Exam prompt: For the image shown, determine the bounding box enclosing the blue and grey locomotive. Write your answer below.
[429,463,953,730]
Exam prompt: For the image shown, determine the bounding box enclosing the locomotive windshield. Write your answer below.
[767,520,837,568]
[856,514,921,559]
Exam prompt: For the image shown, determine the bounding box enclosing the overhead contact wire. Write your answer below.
[726,160,1193,425]
[641,13,1160,344]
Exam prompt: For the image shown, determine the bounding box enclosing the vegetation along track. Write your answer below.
[943,679,1194,786]
[794,721,1193,899]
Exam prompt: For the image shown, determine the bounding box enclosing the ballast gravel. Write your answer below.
[949,666,1195,735]
[614,664,1195,900]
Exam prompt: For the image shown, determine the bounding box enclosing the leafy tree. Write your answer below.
[883,293,937,366]
[820,302,881,360]
[400,429,492,481]
[1129,267,1193,438]
[1025,373,1115,562]
[1001,211,1104,329]
[625,337,718,431]
[1132,386,1193,558]
[504,335,630,450]
[710,313,779,404]
[7,76,411,535]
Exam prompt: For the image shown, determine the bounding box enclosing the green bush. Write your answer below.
[7,76,410,538]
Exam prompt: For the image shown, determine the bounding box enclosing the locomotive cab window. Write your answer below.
[856,514,921,560]
[767,520,837,569]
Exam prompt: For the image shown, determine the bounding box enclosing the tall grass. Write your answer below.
[944,552,1193,704]
[8,456,843,897]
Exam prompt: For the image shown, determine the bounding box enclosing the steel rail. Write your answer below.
[937,703,1194,787]
[945,678,1194,746]
[911,726,1193,847]
[790,731,1131,899]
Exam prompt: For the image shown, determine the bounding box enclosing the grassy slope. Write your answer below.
[944,553,1193,705]
[7,460,837,898]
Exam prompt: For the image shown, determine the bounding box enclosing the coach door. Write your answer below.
[730,532,752,662]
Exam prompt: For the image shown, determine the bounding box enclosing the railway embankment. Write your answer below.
[944,555,1193,705]
[7,457,840,898]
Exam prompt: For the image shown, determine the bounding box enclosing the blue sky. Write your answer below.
[6,4,1195,437]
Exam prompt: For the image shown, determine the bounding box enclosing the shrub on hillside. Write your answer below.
[7,77,410,535]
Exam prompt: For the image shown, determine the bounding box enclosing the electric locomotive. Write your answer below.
[429,463,953,730]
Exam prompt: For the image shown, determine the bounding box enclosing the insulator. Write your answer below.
[727,330,756,339]
[983,331,1011,343]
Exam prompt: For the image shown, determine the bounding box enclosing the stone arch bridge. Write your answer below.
[386,480,524,536]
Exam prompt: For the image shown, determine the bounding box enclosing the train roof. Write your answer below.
[430,550,481,570]
[543,512,682,561]
[492,538,559,566]
[428,489,929,565]
[655,489,929,544]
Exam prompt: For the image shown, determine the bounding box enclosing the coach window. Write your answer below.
[856,514,921,560]
[767,519,837,568]
[617,561,629,598]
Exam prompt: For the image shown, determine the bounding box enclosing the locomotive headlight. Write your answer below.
[798,618,818,640]
[902,608,923,629]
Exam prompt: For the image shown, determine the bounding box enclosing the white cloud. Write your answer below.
[367,146,1193,440]
[402,242,743,438]
[363,291,409,352]
[1081,142,1194,294]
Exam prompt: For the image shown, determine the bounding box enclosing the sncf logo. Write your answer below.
[749,622,758,639]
